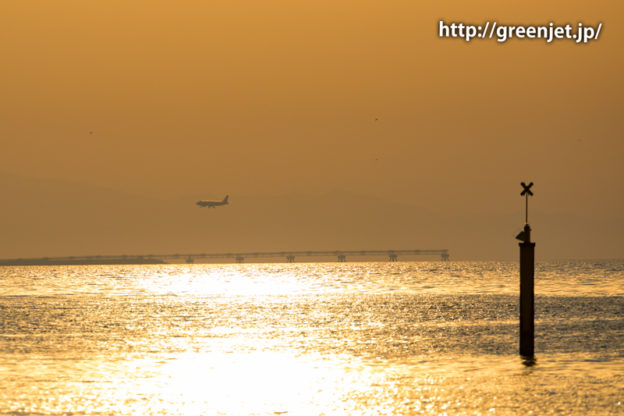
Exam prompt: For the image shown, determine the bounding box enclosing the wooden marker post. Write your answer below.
[517,182,535,359]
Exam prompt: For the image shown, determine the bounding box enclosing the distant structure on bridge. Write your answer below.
[0,249,449,266]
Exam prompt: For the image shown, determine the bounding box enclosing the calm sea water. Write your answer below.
[0,260,622,415]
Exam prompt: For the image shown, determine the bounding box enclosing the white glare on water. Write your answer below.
[0,261,622,414]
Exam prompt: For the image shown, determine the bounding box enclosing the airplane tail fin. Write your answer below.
[222,195,229,204]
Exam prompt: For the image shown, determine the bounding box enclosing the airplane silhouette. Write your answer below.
[196,195,229,208]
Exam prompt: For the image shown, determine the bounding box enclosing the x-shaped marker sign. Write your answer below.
[521,182,534,196]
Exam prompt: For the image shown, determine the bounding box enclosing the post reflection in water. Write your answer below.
[0,261,623,415]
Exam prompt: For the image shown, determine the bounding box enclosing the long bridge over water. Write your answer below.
[0,249,449,266]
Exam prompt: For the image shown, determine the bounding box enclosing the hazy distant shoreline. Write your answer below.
[0,257,167,266]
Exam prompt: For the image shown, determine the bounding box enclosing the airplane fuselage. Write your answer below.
[196,195,229,208]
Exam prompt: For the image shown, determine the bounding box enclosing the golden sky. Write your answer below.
[1,1,622,258]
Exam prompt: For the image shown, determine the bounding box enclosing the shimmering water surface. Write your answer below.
[1,261,623,415]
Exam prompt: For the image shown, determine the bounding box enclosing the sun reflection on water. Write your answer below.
[0,261,622,414]
[130,351,372,415]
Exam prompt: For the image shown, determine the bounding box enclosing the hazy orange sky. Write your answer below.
[1,1,622,259]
